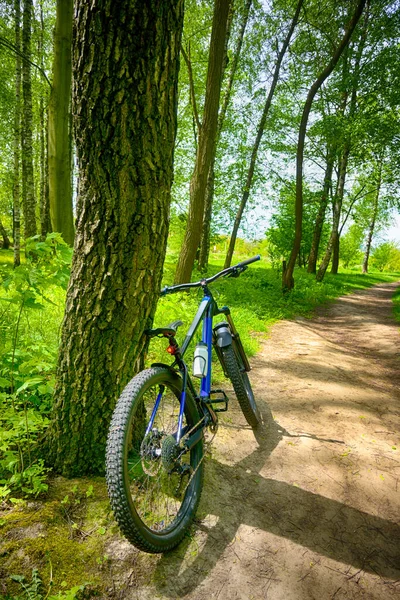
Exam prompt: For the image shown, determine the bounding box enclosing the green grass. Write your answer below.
[393,286,400,323]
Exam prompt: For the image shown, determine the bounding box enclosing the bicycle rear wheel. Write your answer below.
[106,366,204,553]
[221,344,261,428]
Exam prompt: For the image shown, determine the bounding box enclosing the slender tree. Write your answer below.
[39,0,51,239]
[283,0,367,291]
[174,0,232,284]
[224,0,304,269]
[316,8,368,282]
[362,158,383,273]
[307,150,334,273]
[21,0,36,238]
[198,0,252,272]
[48,0,74,245]
[46,0,184,476]
[13,0,21,266]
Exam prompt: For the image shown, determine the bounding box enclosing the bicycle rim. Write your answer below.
[122,373,201,535]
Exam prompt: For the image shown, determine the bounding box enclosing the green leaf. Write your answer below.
[16,377,45,395]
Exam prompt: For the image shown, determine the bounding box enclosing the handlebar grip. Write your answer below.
[238,255,261,267]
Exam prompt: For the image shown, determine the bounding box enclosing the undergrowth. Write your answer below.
[0,235,71,499]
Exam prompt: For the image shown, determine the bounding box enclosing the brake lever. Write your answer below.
[228,265,248,278]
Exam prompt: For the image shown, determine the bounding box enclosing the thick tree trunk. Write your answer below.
[174,0,232,284]
[198,0,252,272]
[362,161,382,274]
[21,0,36,239]
[46,0,184,476]
[307,154,333,273]
[13,0,21,267]
[225,0,303,269]
[283,0,366,291]
[48,0,74,245]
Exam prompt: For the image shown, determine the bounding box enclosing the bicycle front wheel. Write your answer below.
[106,366,204,553]
[221,344,261,428]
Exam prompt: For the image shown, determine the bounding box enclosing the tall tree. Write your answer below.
[224,0,304,269]
[48,0,74,245]
[13,0,22,266]
[39,0,51,239]
[174,0,232,284]
[198,0,252,272]
[316,13,368,282]
[21,0,36,238]
[307,149,334,273]
[282,0,367,291]
[362,181,381,273]
[46,0,184,476]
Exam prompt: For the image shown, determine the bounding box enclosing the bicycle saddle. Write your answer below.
[145,320,183,338]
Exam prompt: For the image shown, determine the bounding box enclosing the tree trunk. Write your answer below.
[198,161,215,271]
[0,220,10,249]
[174,0,232,284]
[331,236,340,273]
[48,0,74,245]
[362,160,382,274]
[45,0,184,476]
[21,0,36,239]
[316,6,369,282]
[307,153,333,273]
[316,148,350,281]
[282,0,366,291]
[39,1,51,239]
[13,0,21,267]
[198,0,252,272]
[225,0,304,269]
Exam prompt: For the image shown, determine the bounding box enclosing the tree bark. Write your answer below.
[174,0,232,284]
[198,0,252,272]
[307,153,333,273]
[362,160,382,274]
[282,0,366,291]
[48,0,74,245]
[45,0,184,476]
[316,147,350,280]
[21,0,36,239]
[13,0,21,267]
[0,220,10,249]
[225,0,304,270]
[39,1,51,239]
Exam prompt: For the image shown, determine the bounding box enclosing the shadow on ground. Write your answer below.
[151,405,400,598]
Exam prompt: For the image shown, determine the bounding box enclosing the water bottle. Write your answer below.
[193,342,208,378]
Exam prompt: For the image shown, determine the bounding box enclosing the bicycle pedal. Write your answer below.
[205,389,229,412]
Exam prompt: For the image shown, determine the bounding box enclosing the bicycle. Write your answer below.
[105,255,261,553]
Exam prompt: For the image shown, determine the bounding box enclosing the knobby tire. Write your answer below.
[221,344,261,428]
[106,366,204,553]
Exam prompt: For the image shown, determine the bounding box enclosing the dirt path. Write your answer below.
[119,281,400,600]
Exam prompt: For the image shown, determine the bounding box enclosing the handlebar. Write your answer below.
[160,255,261,297]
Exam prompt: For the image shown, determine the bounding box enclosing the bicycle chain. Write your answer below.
[175,418,217,498]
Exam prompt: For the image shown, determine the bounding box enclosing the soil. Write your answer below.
[1,281,400,599]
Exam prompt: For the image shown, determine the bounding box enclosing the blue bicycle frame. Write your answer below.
[145,255,261,445]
